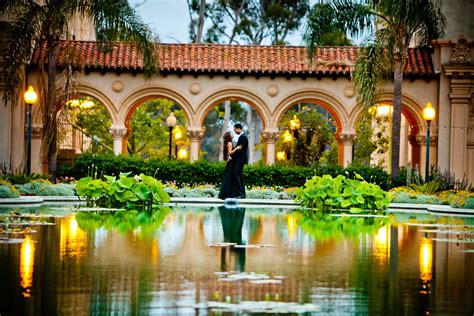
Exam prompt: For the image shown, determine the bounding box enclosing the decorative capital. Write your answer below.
[338,133,357,144]
[186,129,204,140]
[24,125,43,138]
[450,36,472,65]
[261,130,280,142]
[416,134,438,146]
[109,127,127,138]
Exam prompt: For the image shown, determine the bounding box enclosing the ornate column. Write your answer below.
[416,134,438,176]
[338,132,356,167]
[261,130,280,165]
[443,36,474,183]
[186,129,204,161]
[109,126,127,155]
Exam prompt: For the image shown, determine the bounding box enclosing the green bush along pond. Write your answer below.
[75,172,170,211]
[295,174,391,213]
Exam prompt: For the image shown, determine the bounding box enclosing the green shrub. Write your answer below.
[75,173,170,210]
[1,173,51,185]
[0,181,20,198]
[391,191,441,204]
[460,198,474,209]
[295,174,391,213]
[16,180,51,195]
[37,184,75,196]
[62,153,390,189]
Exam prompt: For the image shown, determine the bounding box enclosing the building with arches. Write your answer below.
[0,4,473,184]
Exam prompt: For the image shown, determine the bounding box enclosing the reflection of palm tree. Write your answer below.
[218,206,246,271]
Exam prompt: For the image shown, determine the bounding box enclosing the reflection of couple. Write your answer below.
[218,206,246,271]
[218,123,249,200]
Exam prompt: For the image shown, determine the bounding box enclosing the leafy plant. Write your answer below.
[75,207,170,238]
[408,181,440,195]
[295,211,390,242]
[75,173,170,210]
[0,180,20,198]
[295,173,391,213]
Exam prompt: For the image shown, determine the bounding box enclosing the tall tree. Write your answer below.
[305,0,445,179]
[188,0,309,45]
[1,0,157,180]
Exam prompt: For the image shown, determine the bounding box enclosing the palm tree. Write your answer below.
[305,0,445,179]
[1,0,157,180]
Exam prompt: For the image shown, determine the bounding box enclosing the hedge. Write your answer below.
[60,153,390,189]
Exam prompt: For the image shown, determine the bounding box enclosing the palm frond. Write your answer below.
[353,41,390,108]
[89,0,157,77]
[3,2,44,104]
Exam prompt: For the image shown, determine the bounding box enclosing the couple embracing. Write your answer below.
[218,123,248,200]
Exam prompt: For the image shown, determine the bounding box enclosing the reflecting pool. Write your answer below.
[0,206,473,315]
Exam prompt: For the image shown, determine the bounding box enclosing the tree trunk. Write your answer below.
[218,101,231,160]
[391,61,403,180]
[246,108,254,163]
[45,42,58,182]
[195,0,206,43]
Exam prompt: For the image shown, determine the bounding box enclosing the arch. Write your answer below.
[273,89,349,133]
[195,88,271,128]
[348,91,425,133]
[118,85,194,127]
[75,84,118,125]
[348,91,425,168]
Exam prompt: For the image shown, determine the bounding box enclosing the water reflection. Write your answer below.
[1,207,473,315]
[60,216,86,259]
[218,206,246,272]
[20,236,35,298]
[419,237,433,294]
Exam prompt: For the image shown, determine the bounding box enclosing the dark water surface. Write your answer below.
[0,206,473,315]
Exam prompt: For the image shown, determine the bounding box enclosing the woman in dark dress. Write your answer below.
[218,131,242,199]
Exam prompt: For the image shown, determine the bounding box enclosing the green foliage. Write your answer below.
[75,173,170,210]
[0,180,20,198]
[62,153,391,189]
[277,103,337,167]
[196,0,309,44]
[295,211,390,242]
[128,98,189,158]
[353,110,376,165]
[72,100,113,154]
[390,191,441,205]
[16,180,75,196]
[295,174,391,213]
[75,207,170,238]
[1,173,51,185]
[408,181,440,195]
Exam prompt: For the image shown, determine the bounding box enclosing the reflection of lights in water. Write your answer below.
[287,215,297,240]
[151,239,160,264]
[419,237,433,294]
[374,225,390,260]
[60,216,86,259]
[20,236,35,298]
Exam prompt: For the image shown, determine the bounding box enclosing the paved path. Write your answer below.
[0,196,473,215]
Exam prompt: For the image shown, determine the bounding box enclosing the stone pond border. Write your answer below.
[0,196,473,216]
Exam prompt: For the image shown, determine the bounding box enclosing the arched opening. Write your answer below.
[353,104,421,170]
[276,102,339,166]
[200,98,264,163]
[124,97,190,159]
[58,96,114,159]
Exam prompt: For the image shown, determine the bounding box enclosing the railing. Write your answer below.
[59,122,113,153]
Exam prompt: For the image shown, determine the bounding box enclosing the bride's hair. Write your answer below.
[222,131,233,161]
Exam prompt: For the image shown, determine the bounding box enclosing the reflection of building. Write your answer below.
[1,2,473,183]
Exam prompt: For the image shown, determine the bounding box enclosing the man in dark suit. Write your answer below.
[230,123,248,198]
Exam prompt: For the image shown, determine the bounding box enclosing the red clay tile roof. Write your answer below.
[31,40,435,78]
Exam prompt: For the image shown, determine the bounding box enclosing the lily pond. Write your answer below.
[1,205,473,315]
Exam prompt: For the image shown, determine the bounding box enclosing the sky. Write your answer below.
[129,0,309,45]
